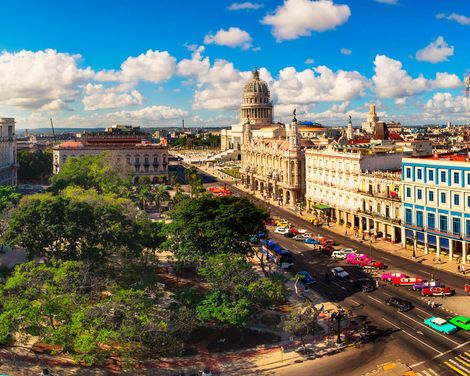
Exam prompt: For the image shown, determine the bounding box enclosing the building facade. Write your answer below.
[305,144,403,242]
[53,126,169,183]
[0,118,17,186]
[402,153,470,263]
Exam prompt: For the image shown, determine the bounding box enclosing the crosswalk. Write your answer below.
[417,351,470,376]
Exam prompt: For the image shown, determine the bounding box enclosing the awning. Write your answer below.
[314,204,331,210]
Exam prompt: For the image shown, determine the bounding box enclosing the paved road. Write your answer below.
[191,167,470,376]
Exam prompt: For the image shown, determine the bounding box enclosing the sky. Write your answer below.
[0,0,469,129]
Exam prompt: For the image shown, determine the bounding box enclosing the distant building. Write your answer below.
[53,126,168,184]
[362,104,381,134]
[402,152,470,263]
[0,118,17,186]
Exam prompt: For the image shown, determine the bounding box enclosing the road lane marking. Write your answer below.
[350,298,361,306]
[431,340,470,360]
[382,318,442,354]
[415,307,430,315]
[410,360,426,368]
[381,256,391,261]
[367,295,384,305]
[444,361,467,376]
[456,355,470,368]
[332,281,347,290]
[397,311,461,346]
[382,291,393,297]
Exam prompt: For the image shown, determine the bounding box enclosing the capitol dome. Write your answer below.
[240,69,273,125]
[244,69,270,96]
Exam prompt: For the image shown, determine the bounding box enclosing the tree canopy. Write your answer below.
[17,150,52,183]
[164,195,268,263]
[0,186,20,212]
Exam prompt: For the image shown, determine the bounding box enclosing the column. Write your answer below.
[424,232,429,255]
[366,217,371,232]
[413,230,417,257]
[448,239,453,261]
[373,220,378,236]
[359,216,364,232]
[463,241,468,264]
[436,236,441,259]
[401,227,406,248]
[391,226,396,243]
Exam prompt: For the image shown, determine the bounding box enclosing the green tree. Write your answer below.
[164,195,268,263]
[184,167,205,198]
[283,303,320,351]
[50,153,132,195]
[247,274,289,308]
[0,186,20,211]
[17,150,53,183]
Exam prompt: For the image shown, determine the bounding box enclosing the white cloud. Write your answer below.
[305,58,315,64]
[204,27,253,50]
[262,0,351,41]
[0,49,93,110]
[372,54,461,98]
[273,65,368,105]
[424,92,466,118]
[416,36,454,63]
[436,13,470,26]
[374,0,397,4]
[105,105,188,123]
[95,50,176,84]
[82,84,144,111]
[177,45,210,77]
[340,48,352,55]
[228,2,263,11]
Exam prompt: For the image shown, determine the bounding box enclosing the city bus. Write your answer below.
[261,239,294,269]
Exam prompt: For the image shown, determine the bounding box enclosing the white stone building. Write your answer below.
[305,144,403,242]
[0,118,17,186]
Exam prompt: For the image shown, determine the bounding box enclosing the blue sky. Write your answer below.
[0,0,469,128]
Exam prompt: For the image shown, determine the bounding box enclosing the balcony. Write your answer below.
[359,190,401,202]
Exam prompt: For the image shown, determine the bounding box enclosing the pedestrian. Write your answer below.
[458,265,461,273]
[431,300,436,309]
[427,300,431,308]
[441,291,445,299]
[431,273,435,281]
[376,280,379,289]
[462,264,466,275]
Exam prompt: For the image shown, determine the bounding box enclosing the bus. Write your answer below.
[261,239,294,269]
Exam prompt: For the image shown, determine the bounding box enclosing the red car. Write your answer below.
[421,286,453,297]
[289,227,300,235]
[369,261,387,269]
[391,277,423,286]
[321,245,335,255]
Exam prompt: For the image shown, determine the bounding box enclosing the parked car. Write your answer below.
[385,297,412,312]
[295,271,316,285]
[293,234,306,241]
[346,253,371,267]
[381,272,407,282]
[353,278,376,292]
[331,250,347,260]
[297,228,308,234]
[391,277,424,286]
[421,286,453,297]
[412,280,441,291]
[289,227,300,235]
[369,261,387,269]
[284,231,295,238]
[304,238,320,245]
[321,245,335,254]
[448,316,470,331]
[423,317,457,334]
[331,267,349,281]
[274,227,290,234]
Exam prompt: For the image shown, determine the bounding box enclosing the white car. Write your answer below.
[297,228,308,234]
[293,234,306,241]
[341,248,357,254]
[274,227,290,234]
[331,267,350,281]
[331,250,347,260]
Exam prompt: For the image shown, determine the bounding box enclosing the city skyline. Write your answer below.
[0,0,469,129]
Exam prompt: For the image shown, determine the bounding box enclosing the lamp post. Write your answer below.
[412,232,417,259]
[331,309,345,345]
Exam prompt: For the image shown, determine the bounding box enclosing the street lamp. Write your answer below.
[412,233,417,259]
[331,309,345,345]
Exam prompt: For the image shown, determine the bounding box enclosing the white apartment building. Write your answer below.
[305,144,403,243]
[0,118,17,186]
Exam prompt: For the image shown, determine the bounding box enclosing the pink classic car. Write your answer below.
[381,272,407,282]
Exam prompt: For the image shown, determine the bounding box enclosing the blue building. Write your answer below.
[402,153,470,264]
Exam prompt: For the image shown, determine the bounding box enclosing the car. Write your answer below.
[297,228,308,234]
[289,227,300,235]
[381,272,407,282]
[274,227,290,234]
[369,261,387,269]
[321,245,335,254]
[284,231,295,238]
[293,234,306,241]
[331,267,349,281]
[295,271,316,285]
[276,219,289,227]
[341,248,357,254]
[353,278,376,292]
[304,238,320,245]
[385,297,412,312]
[391,277,424,286]
[346,253,371,266]
[423,317,457,334]
[412,280,441,291]
[331,250,347,260]
[448,316,470,331]
[421,286,453,297]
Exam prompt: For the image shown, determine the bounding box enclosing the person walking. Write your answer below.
[458,265,461,273]
[462,264,466,275]
[427,300,431,308]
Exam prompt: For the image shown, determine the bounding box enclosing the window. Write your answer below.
[428,191,434,202]
[440,215,448,232]
[452,218,461,235]
[453,172,460,185]
[428,170,434,182]
[440,192,446,204]
[406,168,411,179]
[466,219,470,236]
[416,211,423,227]
[467,173,470,186]
[406,187,411,198]
[454,194,460,206]
[417,169,422,180]
[405,209,412,225]
[427,213,435,230]
[468,196,470,208]
[417,189,422,200]
[440,171,446,183]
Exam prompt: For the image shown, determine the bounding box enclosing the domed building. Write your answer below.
[240,69,273,125]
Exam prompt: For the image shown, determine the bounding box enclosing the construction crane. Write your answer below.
[50,118,56,143]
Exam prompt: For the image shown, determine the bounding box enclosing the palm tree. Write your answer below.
[154,184,170,212]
